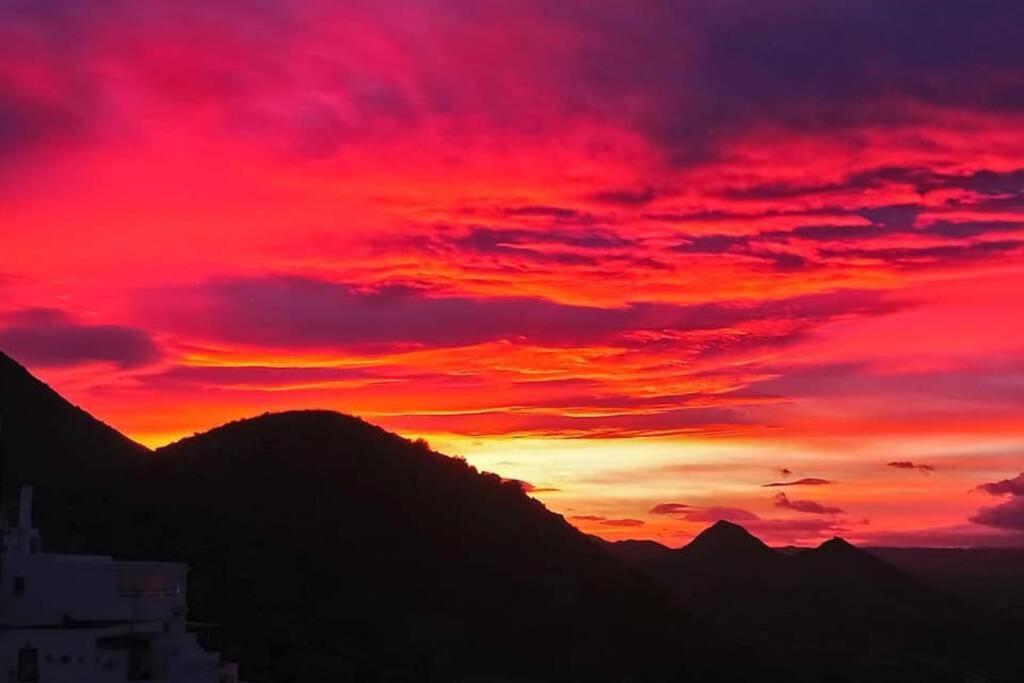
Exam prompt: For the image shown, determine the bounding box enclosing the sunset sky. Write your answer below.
[3,0,1024,547]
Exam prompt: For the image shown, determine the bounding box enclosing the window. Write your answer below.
[13,577,25,597]
[127,646,153,681]
[119,571,174,597]
[16,646,38,682]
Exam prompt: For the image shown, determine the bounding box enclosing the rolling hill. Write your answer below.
[0,352,724,682]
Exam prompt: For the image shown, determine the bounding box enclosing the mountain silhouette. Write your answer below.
[789,538,964,655]
[611,524,1024,682]
[794,536,922,594]
[868,546,1024,619]
[0,352,146,467]
[143,411,726,681]
[0,352,150,551]
[0,351,728,683]
[3,350,1023,682]
[680,519,776,563]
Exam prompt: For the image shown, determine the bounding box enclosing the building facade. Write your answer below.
[0,485,241,683]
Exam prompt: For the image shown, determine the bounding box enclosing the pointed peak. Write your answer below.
[799,536,887,569]
[706,519,751,536]
[799,535,918,588]
[683,520,774,560]
[818,536,856,552]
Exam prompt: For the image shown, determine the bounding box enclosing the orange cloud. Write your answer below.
[3,0,1024,546]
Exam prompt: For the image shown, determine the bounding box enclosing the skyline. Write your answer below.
[3,0,1024,547]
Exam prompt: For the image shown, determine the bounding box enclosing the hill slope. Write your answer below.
[144,411,719,681]
[11,350,1019,681]
[0,352,150,551]
[0,352,725,682]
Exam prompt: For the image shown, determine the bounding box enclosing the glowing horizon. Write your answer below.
[3,0,1024,547]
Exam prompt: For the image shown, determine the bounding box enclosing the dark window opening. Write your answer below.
[127,645,155,681]
[17,646,39,682]
[13,576,25,597]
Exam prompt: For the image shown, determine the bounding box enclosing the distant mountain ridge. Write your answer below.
[3,350,1023,683]
[868,546,1024,619]
[609,521,1023,682]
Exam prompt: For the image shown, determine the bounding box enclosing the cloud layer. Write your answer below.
[0,309,159,369]
[972,473,1024,531]
[2,1,1024,546]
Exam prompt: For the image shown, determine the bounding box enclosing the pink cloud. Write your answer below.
[649,503,692,515]
[3,0,1024,548]
[683,507,759,523]
[977,473,1024,497]
[0,309,159,369]
[763,478,835,488]
[971,472,1024,531]
[887,461,936,473]
[772,493,843,515]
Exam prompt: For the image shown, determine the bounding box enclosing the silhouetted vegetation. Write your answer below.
[3,351,1022,682]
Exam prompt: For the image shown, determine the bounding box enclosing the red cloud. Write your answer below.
[976,473,1024,497]
[762,478,834,488]
[887,461,936,473]
[971,473,1024,531]
[971,498,1024,531]
[3,0,1024,549]
[772,493,844,515]
[0,309,160,369]
[569,515,644,528]
[683,507,759,523]
[649,503,692,515]
[601,518,645,528]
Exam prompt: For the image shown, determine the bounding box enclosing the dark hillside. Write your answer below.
[611,524,1024,682]
[0,352,149,551]
[142,411,717,681]
[0,352,728,682]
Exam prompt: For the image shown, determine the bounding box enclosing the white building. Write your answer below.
[0,485,242,683]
